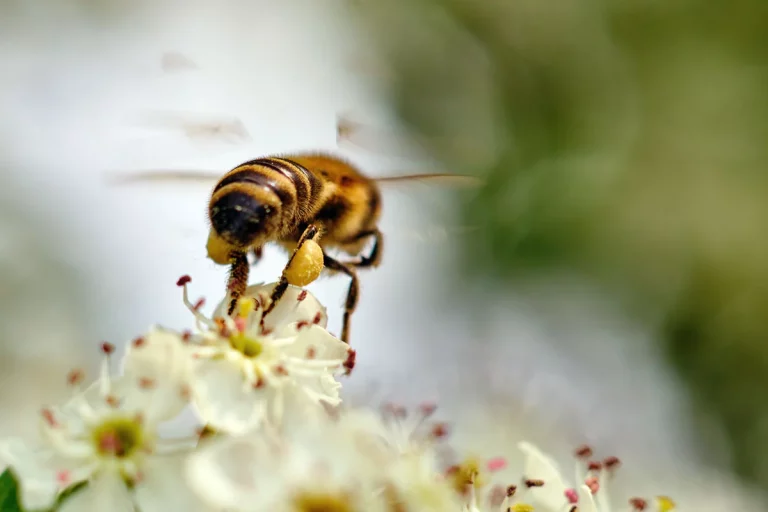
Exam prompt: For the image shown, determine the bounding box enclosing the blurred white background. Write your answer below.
[0,0,764,508]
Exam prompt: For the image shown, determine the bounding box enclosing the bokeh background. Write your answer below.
[1,0,767,508]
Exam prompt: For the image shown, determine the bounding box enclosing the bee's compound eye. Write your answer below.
[210,191,268,246]
[285,240,324,287]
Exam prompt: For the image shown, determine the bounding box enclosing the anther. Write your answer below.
[575,445,593,459]
[274,365,288,376]
[487,457,507,472]
[344,349,356,374]
[297,290,308,302]
[253,376,266,389]
[56,470,71,487]
[132,336,146,348]
[105,395,120,408]
[296,320,310,330]
[418,401,437,417]
[431,423,449,439]
[41,408,58,428]
[603,456,621,469]
[313,312,322,324]
[181,330,192,342]
[306,346,317,359]
[565,488,579,504]
[629,498,647,511]
[261,327,273,336]
[587,461,602,472]
[506,485,517,497]
[176,275,192,287]
[569,507,579,512]
[138,377,156,389]
[66,369,84,386]
[101,342,115,355]
[585,476,599,494]
[524,479,545,488]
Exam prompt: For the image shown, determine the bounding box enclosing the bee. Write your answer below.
[111,152,479,344]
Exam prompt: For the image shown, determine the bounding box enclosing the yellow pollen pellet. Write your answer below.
[656,496,676,511]
[285,239,324,287]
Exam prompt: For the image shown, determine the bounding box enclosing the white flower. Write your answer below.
[186,409,394,511]
[0,339,208,512]
[461,442,676,512]
[178,277,353,434]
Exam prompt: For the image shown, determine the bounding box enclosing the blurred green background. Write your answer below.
[351,0,768,489]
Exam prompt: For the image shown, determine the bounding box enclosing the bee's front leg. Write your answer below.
[226,251,249,315]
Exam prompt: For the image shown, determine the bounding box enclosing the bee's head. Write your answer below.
[206,190,278,264]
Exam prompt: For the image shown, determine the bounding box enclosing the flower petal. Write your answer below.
[59,472,134,512]
[190,358,267,434]
[134,454,214,512]
[283,325,349,362]
[119,326,192,423]
[517,441,569,510]
[0,440,59,510]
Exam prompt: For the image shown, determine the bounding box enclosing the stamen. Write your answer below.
[418,401,437,417]
[656,496,675,512]
[584,476,599,494]
[524,479,544,488]
[587,461,602,472]
[67,369,84,386]
[296,320,310,330]
[312,312,322,324]
[506,485,517,497]
[603,456,621,470]
[99,344,113,398]
[629,498,647,510]
[56,470,72,488]
[297,290,308,302]
[179,276,217,329]
[41,408,59,428]
[101,342,115,355]
[192,298,206,311]
[343,349,356,375]
[132,336,145,348]
[575,445,593,459]
[565,488,579,504]
[486,457,507,472]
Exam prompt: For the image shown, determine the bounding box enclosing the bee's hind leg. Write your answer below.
[261,224,321,325]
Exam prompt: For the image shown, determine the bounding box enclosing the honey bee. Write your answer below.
[111,152,479,343]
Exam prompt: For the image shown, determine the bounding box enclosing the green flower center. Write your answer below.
[229,333,264,358]
[91,416,144,458]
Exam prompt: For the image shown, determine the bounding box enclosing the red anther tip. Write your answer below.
[629,498,648,511]
[306,346,317,359]
[132,336,145,348]
[41,408,58,427]
[419,402,438,416]
[431,423,449,438]
[312,312,322,325]
[177,275,191,287]
[66,369,84,386]
[565,488,579,504]
[603,456,621,469]
[587,461,603,471]
[101,342,115,355]
[525,479,545,488]
[575,445,593,458]
[297,290,308,302]
[585,476,599,494]
[506,485,517,497]
[486,457,507,472]
[344,349,357,373]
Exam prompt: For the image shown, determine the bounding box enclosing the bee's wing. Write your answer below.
[105,169,223,187]
[373,172,483,245]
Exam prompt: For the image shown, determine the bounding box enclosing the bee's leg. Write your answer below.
[322,254,359,344]
[262,224,320,322]
[350,228,383,269]
[227,251,250,315]
[249,246,263,266]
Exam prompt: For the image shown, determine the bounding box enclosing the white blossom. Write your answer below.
[186,409,393,511]
[177,277,353,434]
[0,337,208,512]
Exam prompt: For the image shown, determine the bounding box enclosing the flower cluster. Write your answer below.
[0,278,676,512]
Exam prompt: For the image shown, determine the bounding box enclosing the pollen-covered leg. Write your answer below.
[323,253,358,344]
[262,224,322,323]
[227,252,249,315]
